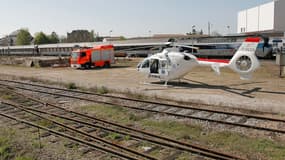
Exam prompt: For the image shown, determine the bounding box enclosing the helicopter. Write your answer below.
[137,37,261,86]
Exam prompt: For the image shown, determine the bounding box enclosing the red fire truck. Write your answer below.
[70,45,115,69]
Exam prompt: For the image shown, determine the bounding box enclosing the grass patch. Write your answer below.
[205,132,285,160]
[79,104,285,160]
[66,82,77,90]
[14,156,34,160]
[36,119,54,128]
[80,104,151,125]
[0,130,13,160]
[97,86,109,94]
[0,128,36,160]
[0,142,11,160]
[89,86,110,94]
[1,94,13,100]
[106,133,122,141]
[89,86,111,94]
[142,120,203,140]
[80,105,131,124]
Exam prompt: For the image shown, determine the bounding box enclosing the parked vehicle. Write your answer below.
[70,45,115,69]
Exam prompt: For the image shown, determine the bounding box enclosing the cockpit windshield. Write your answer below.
[71,52,79,59]
[141,59,150,68]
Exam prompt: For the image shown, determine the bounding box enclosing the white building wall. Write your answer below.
[259,2,274,31]
[237,11,247,33]
[274,0,285,31]
[237,0,285,34]
[247,7,259,32]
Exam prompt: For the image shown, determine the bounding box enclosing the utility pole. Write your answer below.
[227,25,231,35]
[208,22,211,36]
[192,25,196,54]
[109,30,113,37]
[7,34,10,55]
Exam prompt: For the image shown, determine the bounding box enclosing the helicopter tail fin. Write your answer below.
[197,37,260,80]
[228,37,260,80]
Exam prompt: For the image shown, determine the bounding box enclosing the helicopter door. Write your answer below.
[150,59,159,74]
[159,60,168,76]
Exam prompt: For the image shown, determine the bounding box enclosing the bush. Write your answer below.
[97,86,108,94]
[67,83,77,89]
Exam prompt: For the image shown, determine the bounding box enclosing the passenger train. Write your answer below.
[0,39,275,58]
[178,42,273,58]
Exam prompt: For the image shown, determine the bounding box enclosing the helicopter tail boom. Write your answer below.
[197,37,261,80]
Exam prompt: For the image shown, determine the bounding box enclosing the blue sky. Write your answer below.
[0,0,272,37]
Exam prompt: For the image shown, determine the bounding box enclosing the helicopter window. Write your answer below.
[184,55,191,61]
[150,59,159,74]
[161,61,167,68]
[142,60,150,68]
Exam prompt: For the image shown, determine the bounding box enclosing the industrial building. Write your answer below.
[237,0,285,35]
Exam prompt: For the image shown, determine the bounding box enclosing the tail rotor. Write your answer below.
[229,37,261,80]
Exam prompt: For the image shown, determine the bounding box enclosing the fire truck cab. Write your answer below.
[70,45,115,69]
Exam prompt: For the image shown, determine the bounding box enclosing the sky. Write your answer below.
[0,0,273,38]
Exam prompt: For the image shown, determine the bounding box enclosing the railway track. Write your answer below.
[0,85,242,160]
[0,79,285,135]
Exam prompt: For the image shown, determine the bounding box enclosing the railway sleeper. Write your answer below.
[18,124,31,130]
[40,131,52,138]
[0,107,15,112]
[143,145,162,154]
[237,116,248,124]
[162,150,183,160]
[176,108,196,115]
[73,123,85,129]
[5,109,22,115]
[64,142,80,149]
[78,146,94,155]
[83,127,98,133]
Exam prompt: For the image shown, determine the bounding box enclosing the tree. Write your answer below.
[59,35,67,43]
[16,29,32,45]
[211,31,222,36]
[49,32,59,44]
[66,30,94,43]
[90,30,95,41]
[199,29,204,35]
[34,32,50,45]
[119,36,126,40]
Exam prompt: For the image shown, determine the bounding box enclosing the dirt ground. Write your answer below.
[0,59,284,114]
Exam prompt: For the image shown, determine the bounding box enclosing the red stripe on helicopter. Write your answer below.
[245,37,261,43]
[197,58,230,64]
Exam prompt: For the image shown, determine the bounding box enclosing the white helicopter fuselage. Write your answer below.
[137,37,261,85]
[137,49,199,82]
